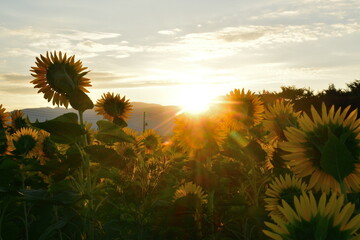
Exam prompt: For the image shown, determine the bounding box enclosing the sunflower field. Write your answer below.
[0,51,360,240]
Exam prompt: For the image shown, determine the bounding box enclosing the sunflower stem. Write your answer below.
[339,180,348,203]
[21,171,29,240]
[78,111,94,240]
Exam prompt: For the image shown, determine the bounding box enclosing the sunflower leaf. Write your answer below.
[69,89,94,113]
[320,129,355,183]
[32,113,84,144]
[95,120,134,145]
[84,145,125,168]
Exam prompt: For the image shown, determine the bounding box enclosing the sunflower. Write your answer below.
[38,130,52,164]
[263,99,300,141]
[263,191,360,240]
[11,110,27,131]
[95,92,133,121]
[30,51,91,108]
[10,128,43,158]
[279,103,360,193]
[265,174,308,216]
[173,182,208,204]
[173,113,224,156]
[123,127,139,142]
[222,89,264,130]
[137,129,162,153]
[0,105,10,130]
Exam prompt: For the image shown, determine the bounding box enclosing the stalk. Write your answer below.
[21,171,29,240]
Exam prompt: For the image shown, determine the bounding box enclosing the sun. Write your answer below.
[178,84,216,114]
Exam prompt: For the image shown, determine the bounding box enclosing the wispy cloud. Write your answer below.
[150,23,360,61]
[158,28,182,35]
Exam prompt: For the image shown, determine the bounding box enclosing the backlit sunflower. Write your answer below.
[222,89,264,130]
[11,110,27,131]
[263,191,360,240]
[38,130,51,164]
[0,105,10,130]
[279,104,360,193]
[265,174,308,217]
[263,99,300,141]
[173,113,224,153]
[30,51,91,108]
[11,128,43,159]
[173,182,208,204]
[138,129,162,153]
[95,92,132,121]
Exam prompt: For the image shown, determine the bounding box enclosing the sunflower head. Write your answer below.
[263,191,360,240]
[279,103,360,193]
[30,51,91,108]
[138,129,162,153]
[222,89,264,130]
[10,128,43,159]
[173,182,208,204]
[265,174,308,217]
[95,92,133,122]
[263,99,300,141]
[0,105,10,130]
[173,113,224,157]
[11,110,27,131]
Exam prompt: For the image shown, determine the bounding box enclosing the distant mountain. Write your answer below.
[21,102,181,136]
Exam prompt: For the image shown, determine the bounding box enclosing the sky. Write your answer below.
[1,0,360,110]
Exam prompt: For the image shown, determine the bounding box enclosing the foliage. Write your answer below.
[0,51,359,239]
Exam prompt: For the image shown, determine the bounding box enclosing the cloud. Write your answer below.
[158,28,182,35]
[0,73,30,83]
[149,23,360,61]
[56,30,121,40]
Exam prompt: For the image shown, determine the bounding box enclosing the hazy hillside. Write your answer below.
[21,102,181,136]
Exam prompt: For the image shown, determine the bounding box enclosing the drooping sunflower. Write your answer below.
[137,129,162,153]
[263,191,360,240]
[222,89,264,130]
[265,174,308,216]
[173,182,208,204]
[279,103,360,193]
[0,105,10,130]
[11,110,27,131]
[95,92,133,121]
[173,113,224,156]
[10,128,43,159]
[263,99,301,141]
[30,51,91,108]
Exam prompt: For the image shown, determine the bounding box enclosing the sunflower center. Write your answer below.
[13,135,37,156]
[143,135,159,150]
[103,98,125,117]
[289,216,350,240]
[46,63,77,94]
[279,186,303,209]
[305,124,359,170]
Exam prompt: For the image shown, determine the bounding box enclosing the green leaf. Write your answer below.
[38,219,67,240]
[95,120,134,145]
[113,117,128,127]
[320,129,355,183]
[85,145,125,168]
[69,89,94,113]
[32,113,84,144]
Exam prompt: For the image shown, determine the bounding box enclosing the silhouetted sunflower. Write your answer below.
[95,92,132,121]
[263,99,300,141]
[265,174,307,216]
[263,192,360,240]
[30,51,91,108]
[11,110,27,131]
[138,129,162,153]
[11,128,43,158]
[223,89,264,130]
[173,113,224,155]
[173,182,208,204]
[0,105,10,130]
[279,104,360,193]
